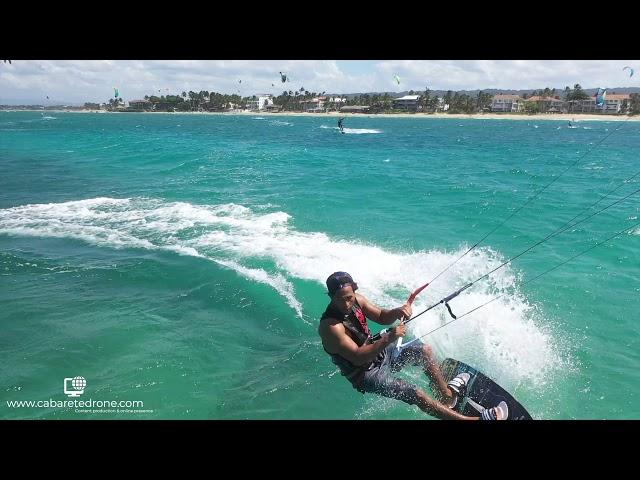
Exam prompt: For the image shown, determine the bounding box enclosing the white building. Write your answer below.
[246,95,274,111]
[300,96,327,112]
[599,93,630,114]
[567,98,596,113]
[556,93,629,114]
[324,96,346,112]
[491,94,524,112]
[393,95,422,111]
[128,99,152,111]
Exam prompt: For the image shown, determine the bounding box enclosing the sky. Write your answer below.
[0,60,637,105]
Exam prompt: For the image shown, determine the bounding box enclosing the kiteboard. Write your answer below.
[440,358,532,420]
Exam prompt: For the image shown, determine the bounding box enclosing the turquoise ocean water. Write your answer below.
[1,111,638,419]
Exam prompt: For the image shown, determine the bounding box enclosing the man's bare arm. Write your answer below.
[358,294,412,325]
[321,321,395,366]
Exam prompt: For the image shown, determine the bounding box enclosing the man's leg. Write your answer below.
[360,366,479,420]
[418,344,456,404]
[392,342,454,405]
[413,387,478,420]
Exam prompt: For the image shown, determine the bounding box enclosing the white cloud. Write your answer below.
[376,60,639,91]
[0,60,637,105]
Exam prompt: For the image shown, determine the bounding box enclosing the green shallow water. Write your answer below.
[1,111,638,419]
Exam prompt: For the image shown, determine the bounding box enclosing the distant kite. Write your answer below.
[394,74,401,85]
[623,66,634,77]
[279,72,290,83]
[114,87,119,98]
[595,88,607,106]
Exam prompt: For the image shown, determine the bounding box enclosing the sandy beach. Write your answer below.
[228,111,639,122]
[12,109,640,122]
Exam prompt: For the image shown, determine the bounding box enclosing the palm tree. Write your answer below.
[444,90,452,106]
[423,87,430,112]
[430,96,439,112]
[572,84,590,102]
[629,93,640,115]
[382,92,391,111]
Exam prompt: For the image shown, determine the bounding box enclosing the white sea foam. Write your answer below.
[320,125,381,134]
[0,197,569,387]
[342,128,381,134]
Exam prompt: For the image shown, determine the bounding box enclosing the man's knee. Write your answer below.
[421,344,435,360]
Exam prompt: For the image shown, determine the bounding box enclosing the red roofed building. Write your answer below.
[598,93,631,114]
[568,93,630,114]
[524,96,566,113]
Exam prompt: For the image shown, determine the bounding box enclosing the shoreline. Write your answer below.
[4,109,638,122]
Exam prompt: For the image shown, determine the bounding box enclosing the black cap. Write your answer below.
[326,271,358,296]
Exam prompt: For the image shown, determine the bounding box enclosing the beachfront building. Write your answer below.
[569,93,631,114]
[128,99,152,111]
[392,95,422,112]
[567,98,596,113]
[599,94,630,114]
[325,96,346,111]
[524,96,566,113]
[246,95,274,111]
[340,105,370,113]
[300,96,327,113]
[426,98,449,113]
[491,94,524,112]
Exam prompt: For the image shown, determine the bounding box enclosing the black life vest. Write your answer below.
[320,300,383,385]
